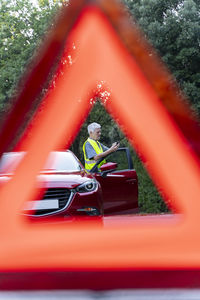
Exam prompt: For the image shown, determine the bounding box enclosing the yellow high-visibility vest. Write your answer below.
[83,138,106,171]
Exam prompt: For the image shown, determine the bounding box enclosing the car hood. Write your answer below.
[38,171,94,189]
[0,171,94,189]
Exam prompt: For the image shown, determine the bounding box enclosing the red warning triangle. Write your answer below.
[0,0,200,270]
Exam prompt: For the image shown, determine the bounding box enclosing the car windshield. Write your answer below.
[0,151,82,174]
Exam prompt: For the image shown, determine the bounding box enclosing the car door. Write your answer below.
[91,148,138,215]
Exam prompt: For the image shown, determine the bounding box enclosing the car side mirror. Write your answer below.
[100,162,117,177]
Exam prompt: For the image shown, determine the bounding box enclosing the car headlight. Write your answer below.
[76,179,98,193]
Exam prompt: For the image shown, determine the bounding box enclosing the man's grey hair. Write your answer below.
[87,122,101,134]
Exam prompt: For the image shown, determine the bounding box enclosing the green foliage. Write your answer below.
[124,0,200,113]
[0,0,62,113]
[132,154,169,213]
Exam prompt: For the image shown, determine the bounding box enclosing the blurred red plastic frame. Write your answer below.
[0,0,200,271]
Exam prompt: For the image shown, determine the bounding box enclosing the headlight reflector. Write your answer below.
[76,179,97,193]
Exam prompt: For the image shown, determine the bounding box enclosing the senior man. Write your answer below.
[83,122,119,172]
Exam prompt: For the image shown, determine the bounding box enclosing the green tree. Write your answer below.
[0,0,63,113]
[123,0,200,113]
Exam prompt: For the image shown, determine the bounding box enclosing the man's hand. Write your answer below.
[110,142,120,152]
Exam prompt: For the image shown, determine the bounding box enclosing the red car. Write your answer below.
[0,148,138,219]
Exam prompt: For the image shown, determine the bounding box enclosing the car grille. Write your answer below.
[34,188,72,216]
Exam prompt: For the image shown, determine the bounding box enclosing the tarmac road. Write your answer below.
[0,289,200,299]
